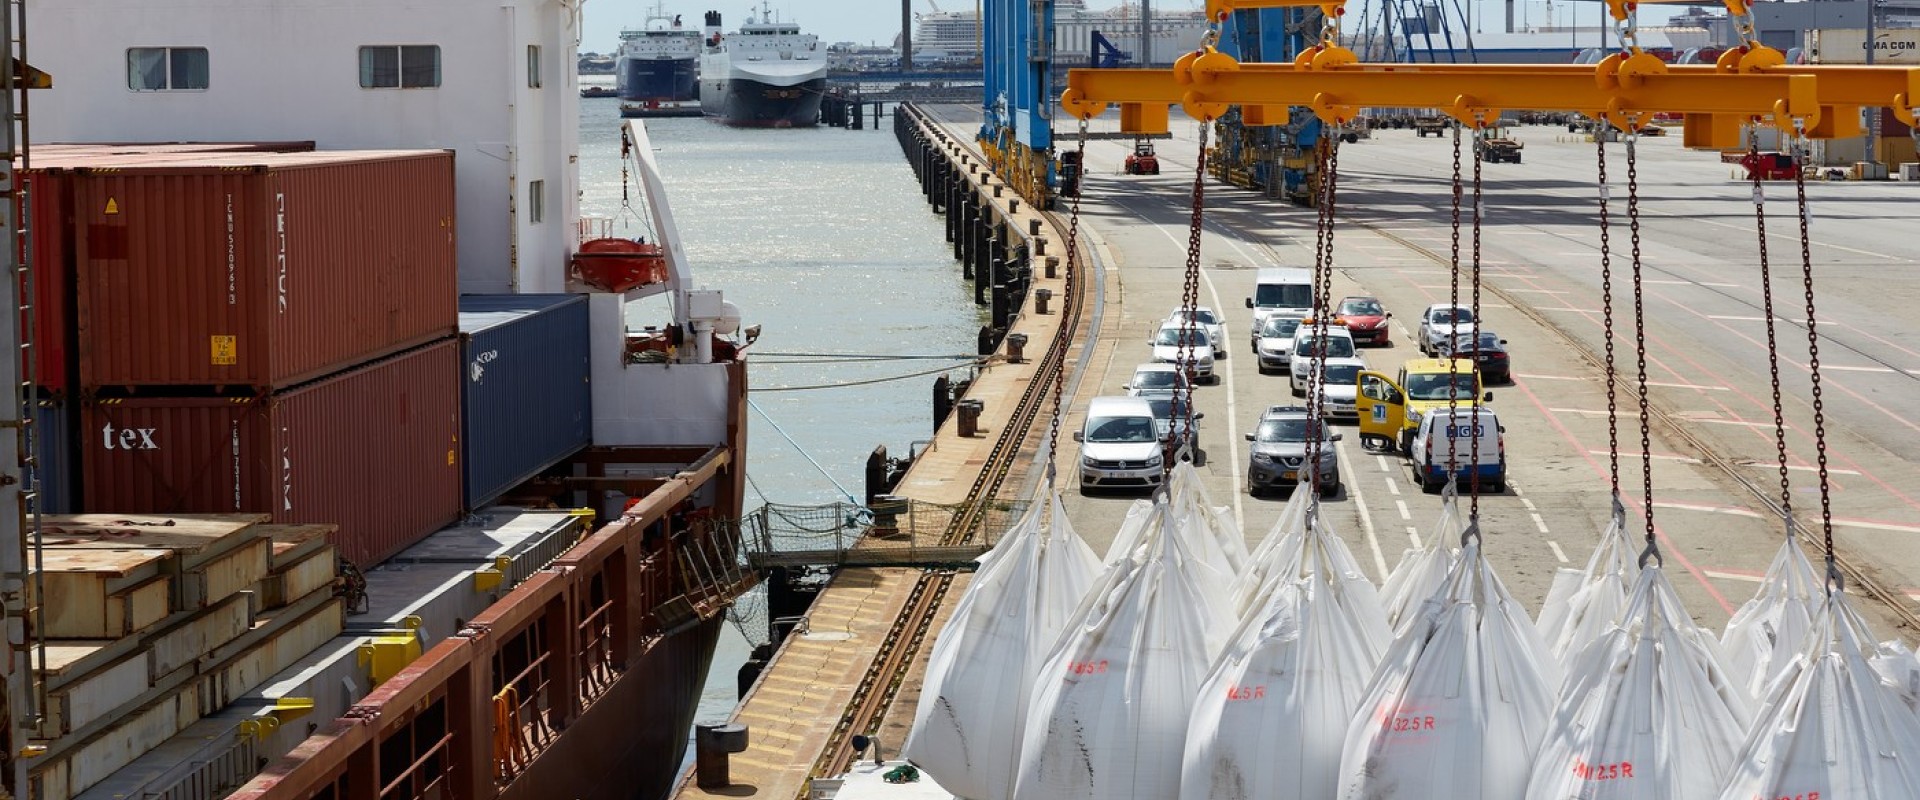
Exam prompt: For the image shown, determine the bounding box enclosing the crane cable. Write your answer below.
[1045,117,1091,491]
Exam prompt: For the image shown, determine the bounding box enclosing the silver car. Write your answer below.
[1255,314,1306,371]
[1244,406,1342,498]
[1150,324,1216,384]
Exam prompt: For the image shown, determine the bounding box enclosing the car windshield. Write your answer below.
[1254,283,1315,308]
[1174,308,1218,326]
[1340,298,1383,316]
[1404,371,1479,401]
[1439,332,1503,354]
[1154,327,1210,347]
[1292,336,1355,359]
[1145,398,1193,421]
[1086,415,1158,443]
[1132,369,1177,390]
[1324,364,1363,385]
[1254,417,1329,443]
[1474,332,1503,348]
[1431,307,1474,324]
[1262,317,1303,338]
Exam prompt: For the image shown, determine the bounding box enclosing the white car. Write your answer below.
[1288,327,1359,396]
[1255,313,1306,372]
[1150,323,1216,384]
[1302,357,1368,418]
[1123,363,1183,397]
[1418,303,1479,356]
[1163,307,1227,358]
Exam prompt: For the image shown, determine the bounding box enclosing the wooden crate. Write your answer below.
[44,513,273,612]
[60,684,202,799]
[259,545,337,609]
[200,594,345,713]
[39,641,147,736]
[259,523,337,569]
[147,594,252,681]
[37,548,173,638]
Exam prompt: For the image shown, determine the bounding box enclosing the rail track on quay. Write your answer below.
[804,107,1092,788]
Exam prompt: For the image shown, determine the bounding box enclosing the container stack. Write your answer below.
[455,293,593,511]
[27,514,345,799]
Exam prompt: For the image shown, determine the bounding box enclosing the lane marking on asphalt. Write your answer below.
[1831,517,1920,535]
[1340,438,1392,580]
[1706,315,1815,324]
[1407,527,1421,548]
[1509,288,1569,294]
[1818,364,1898,374]
[1376,455,1393,472]
[1395,500,1412,521]
[1536,307,1605,314]
[1646,381,1732,391]
[1704,569,1765,583]
[1530,513,1551,534]
[1586,450,1703,464]
[1698,282,1739,288]
[1653,501,1765,518]
[1521,497,1538,511]
[1525,374,1585,381]
[1385,477,1401,496]
[1767,463,1864,476]
[1548,540,1570,563]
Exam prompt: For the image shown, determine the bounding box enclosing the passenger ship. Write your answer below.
[698,5,828,127]
[18,2,753,799]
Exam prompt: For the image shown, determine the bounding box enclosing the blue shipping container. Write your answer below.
[32,397,76,513]
[458,294,593,510]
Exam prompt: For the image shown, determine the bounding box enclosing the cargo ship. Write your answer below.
[697,6,828,127]
[7,3,753,800]
[616,4,705,118]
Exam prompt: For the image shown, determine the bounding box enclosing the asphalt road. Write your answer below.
[931,106,1920,639]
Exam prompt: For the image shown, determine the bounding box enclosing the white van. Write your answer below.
[1074,396,1165,493]
[1245,267,1316,346]
[1409,406,1506,493]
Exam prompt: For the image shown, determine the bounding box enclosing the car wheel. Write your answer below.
[1290,380,1303,397]
[1320,480,1341,499]
[1245,478,1260,497]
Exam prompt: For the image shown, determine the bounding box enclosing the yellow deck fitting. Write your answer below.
[357,616,425,686]
[270,697,316,723]
[473,555,515,593]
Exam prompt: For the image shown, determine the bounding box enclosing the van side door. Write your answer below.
[1357,370,1406,450]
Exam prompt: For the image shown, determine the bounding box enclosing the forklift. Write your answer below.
[1123,139,1160,175]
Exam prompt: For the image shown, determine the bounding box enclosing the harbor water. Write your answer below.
[577,90,980,762]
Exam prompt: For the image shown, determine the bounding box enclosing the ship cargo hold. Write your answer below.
[457,293,593,510]
[81,340,464,567]
[71,150,457,391]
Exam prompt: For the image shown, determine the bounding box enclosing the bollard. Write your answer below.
[1035,237,1047,256]
[993,185,1003,197]
[1035,288,1053,315]
[1006,332,1029,363]
[695,724,751,789]
[1029,218,1042,236]
[869,495,908,538]
[933,374,953,435]
[1010,198,1020,213]
[1045,256,1060,279]
[956,399,985,438]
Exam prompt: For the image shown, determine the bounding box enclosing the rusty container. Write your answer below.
[80,340,462,567]
[17,169,73,396]
[73,149,457,391]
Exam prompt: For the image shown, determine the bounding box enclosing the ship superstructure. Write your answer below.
[617,5,702,104]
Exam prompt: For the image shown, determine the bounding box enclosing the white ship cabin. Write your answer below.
[30,0,584,295]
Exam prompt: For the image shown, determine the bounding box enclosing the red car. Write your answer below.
[1334,296,1393,346]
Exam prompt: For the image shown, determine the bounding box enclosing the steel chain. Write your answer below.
[1746,125,1793,517]
[1791,129,1839,589]
[1626,130,1658,554]
[1305,135,1342,502]
[1303,138,1332,497]
[1469,122,1484,519]
[1598,132,1620,499]
[1439,123,1463,475]
[1169,121,1211,471]
[1046,119,1091,489]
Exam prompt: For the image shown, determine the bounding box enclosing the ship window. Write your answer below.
[527,44,542,88]
[529,180,545,224]
[359,45,440,89]
[126,47,208,91]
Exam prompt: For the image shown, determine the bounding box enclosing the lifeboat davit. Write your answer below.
[573,238,668,293]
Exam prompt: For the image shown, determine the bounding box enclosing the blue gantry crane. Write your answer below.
[1208,5,1324,203]
[980,0,1056,206]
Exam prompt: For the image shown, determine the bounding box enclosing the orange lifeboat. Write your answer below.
[572,238,668,293]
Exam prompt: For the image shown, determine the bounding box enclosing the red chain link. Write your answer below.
[1046,119,1090,488]
[1597,133,1620,499]
[1626,130,1658,561]
[1790,129,1840,590]
[1469,122,1484,519]
[1746,125,1794,518]
[1168,121,1211,471]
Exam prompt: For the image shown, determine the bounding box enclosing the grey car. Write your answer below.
[1244,407,1342,498]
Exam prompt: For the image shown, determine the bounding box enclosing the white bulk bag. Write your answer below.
[905,494,1102,800]
[1527,565,1751,798]
[1104,498,1155,564]
[1181,507,1390,800]
[1337,537,1559,800]
[1721,531,1821,703]
[1379,484,1466,632]
[1230,487,1308,617]
[1167,462,1251,577]
[1535,500,1640,663]
[1718,590,1920,800]
[1014,504,1218,800]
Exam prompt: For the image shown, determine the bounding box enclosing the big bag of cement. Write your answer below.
[1718,589,1920,800]
[1181,506,1390,800]
[1229,485,1309,617]
[1103,498,1155,564]
[905,494,1102,800]
[1013,502,1219,800]
[1535,498,1640,663]
[1527,564,1751,798]
[1721,530,1822,703]
[1167,462,1250,577]
[1378,483,1466,632]
[1337,532,1559,800]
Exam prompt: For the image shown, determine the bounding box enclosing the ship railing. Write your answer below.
[491,652,556,783]
[379,730,455,800]
[576,592,619,703]
[577,215,615,246]
[738,499,1021,570]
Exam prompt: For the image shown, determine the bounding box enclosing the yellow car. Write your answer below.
[1356,358,1491,454]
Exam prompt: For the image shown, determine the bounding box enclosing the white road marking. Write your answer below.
[1819,365,1897,374]
[1548,540,1570,563]
[1769,463,1863,476]
[1376,455,1393,472]
[1407,528,1422,548]
[1340,439,1391,580]
[1697,282,1739,288]
[1587,450,1703,464]
[1536,307,1605,314]
[1704,569,1766,583]
[1509,288,1570,294]
[1646,381,1732,391]
[1521,497,1538,511]
[1530,513,1551,534]
[1654,501,1765,518]
[1385,477,1401,496]
[1395,500,1412,521]
[1526,374,1585,382]
[1829,518,1920,535]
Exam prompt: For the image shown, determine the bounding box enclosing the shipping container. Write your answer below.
[17,170,74,395]
[81,340,462,567]
[458,294,593,510]
[31,395,76,514]
[72,150,458,391]
[1811,29,1920,65]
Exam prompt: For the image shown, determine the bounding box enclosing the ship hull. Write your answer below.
[505,617,725,800]
[619,57,699,103]
[699,77,824,128]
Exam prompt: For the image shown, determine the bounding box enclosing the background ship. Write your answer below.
[13,2,753,799]
[617,4,701,104]
[698,5,827,127]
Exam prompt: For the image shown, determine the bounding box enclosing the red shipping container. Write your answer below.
[73,149,457,390]
[17,169,73,395]
[81,340,463,567]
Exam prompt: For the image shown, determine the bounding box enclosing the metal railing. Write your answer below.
[739,499,1019,570]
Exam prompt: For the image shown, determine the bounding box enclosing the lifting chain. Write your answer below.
[1468,120,1485,520]
[1304,133,1342,508]
[1625,127,1661,567]
[1168,120,1212,471]
[1790,123,1842,593]
[1045,118,1092,490]
[1436,123,1464,477]
[1747,124,1794,520]
[1598,130,1621,503]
